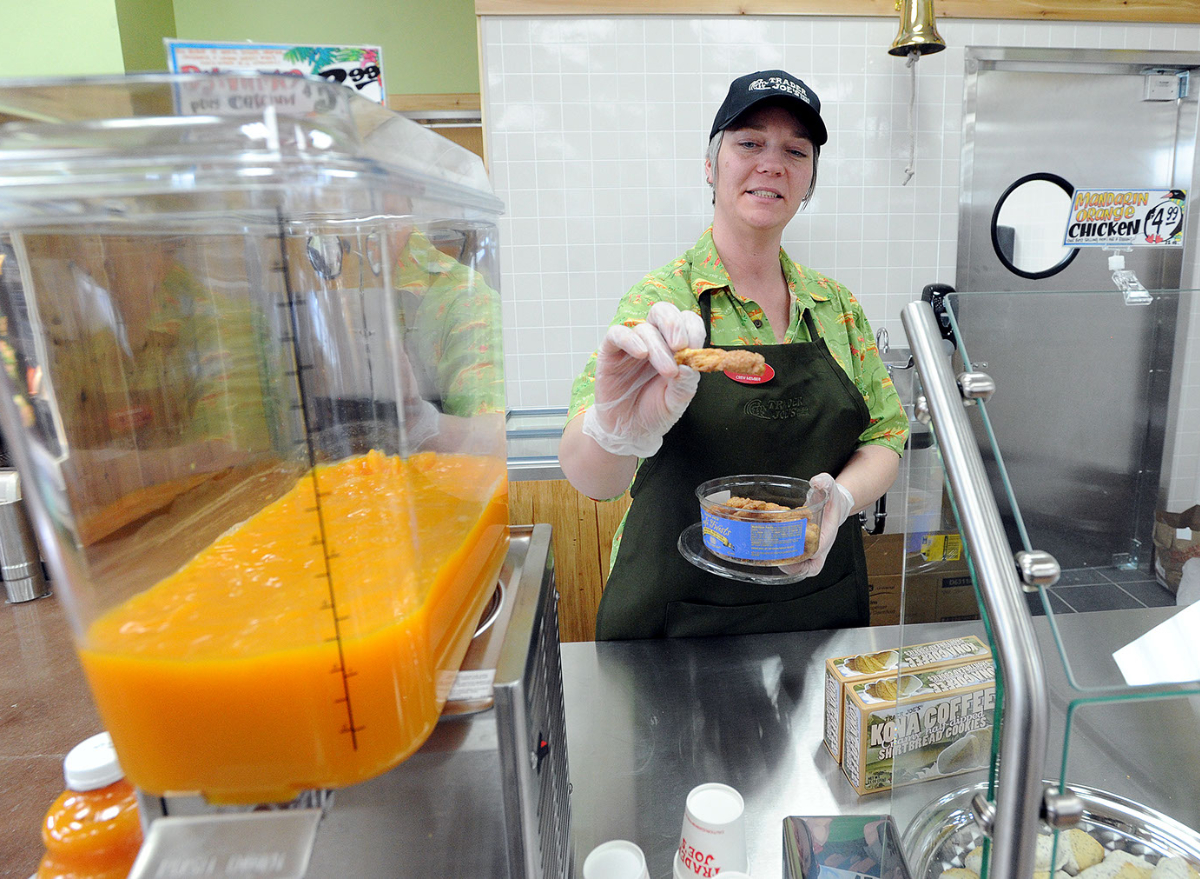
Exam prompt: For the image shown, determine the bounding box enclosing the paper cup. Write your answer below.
[584,840,651,879]
[674,852,751,878]
[677,782,748,876]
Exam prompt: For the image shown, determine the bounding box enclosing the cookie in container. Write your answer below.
[696,474,826,567]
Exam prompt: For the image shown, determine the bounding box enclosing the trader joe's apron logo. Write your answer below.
[744,396,808,420]
[1063,188,1187,247]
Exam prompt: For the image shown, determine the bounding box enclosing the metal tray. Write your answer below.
[903,781,1200,879]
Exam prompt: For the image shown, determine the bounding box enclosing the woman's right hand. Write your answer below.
[581,301,705,458]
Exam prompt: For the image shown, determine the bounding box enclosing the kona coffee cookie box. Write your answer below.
[840,657,996,796]
[823,635,990,765]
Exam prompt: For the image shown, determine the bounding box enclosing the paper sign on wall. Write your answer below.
[165,40,386,106]
[1063,188,1187,247]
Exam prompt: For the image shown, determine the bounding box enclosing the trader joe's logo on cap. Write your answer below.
[749,76,810,104]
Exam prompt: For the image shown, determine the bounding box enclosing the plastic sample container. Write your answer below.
[696,474,827,566]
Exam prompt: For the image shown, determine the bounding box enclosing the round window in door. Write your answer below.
[991,172,1080,280]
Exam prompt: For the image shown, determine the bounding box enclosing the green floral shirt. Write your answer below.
[569,228,909,565]
[568,226,908,460]
[136,264,273,450]
[393,230,505,417]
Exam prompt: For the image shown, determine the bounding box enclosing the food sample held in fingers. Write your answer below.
[674,347,766,375]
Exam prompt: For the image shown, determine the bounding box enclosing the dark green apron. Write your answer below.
[595,296,872,640]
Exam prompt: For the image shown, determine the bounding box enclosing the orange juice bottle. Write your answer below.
[37,732,143,879]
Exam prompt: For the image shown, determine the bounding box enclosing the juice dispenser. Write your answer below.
[0,73,509,804]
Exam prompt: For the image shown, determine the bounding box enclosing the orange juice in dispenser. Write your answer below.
[0,73,510,804]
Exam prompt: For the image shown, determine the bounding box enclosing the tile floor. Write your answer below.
[1,594,102,877]
[1024,566,1178,617]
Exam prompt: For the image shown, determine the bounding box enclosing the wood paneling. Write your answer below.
[431,125,486,161]
[383,94,485,162]
[509,479,631,642]
[475,0,1200,24]
[386,93,481,113]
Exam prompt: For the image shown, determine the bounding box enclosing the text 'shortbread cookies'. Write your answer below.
[674,347,766,375]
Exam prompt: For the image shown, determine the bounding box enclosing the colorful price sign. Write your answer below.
[165,40,386,105]
[1063,188,1187,247]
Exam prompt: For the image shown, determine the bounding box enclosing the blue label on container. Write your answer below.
[700,507,808,561]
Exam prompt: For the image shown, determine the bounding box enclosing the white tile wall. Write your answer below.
[480,14,1200,509]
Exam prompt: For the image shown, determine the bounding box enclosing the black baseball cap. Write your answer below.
[709,70,827,145]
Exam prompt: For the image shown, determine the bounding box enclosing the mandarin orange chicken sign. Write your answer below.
[1063,188,1186,247]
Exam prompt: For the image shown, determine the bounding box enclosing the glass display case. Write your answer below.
[0,73,509,806]
[506,407,568,480]
[879,288,1200,879]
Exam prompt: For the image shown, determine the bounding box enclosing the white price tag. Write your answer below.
[447,669,496,702]
[1113,601,1200,686]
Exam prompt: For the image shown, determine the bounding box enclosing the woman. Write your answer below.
[559,70,908,640]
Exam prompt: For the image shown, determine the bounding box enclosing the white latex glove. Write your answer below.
[402,395,440,450]
[581,301,705,458]
[398,345,440,451]
[781,472,856,579]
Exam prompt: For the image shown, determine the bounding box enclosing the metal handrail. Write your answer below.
[901,301,1049,879]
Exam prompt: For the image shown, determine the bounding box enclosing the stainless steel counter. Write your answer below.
[562,608,1200,879]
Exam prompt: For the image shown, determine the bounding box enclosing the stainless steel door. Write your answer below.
[955,48,1200,570]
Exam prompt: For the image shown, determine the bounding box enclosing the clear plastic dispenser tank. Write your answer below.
[0,74,509,803]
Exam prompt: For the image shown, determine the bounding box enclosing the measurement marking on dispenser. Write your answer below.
[275,209,363,751]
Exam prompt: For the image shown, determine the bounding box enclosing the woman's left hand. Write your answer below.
[780,472,855,578]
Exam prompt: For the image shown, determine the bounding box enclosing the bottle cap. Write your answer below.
[63,731,125,791]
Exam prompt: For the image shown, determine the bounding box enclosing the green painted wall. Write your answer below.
[116,0,177,73]
[171,0,481,95]
[0,0,125,77]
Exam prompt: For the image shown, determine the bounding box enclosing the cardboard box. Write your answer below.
[864,533,906,626]
[864,531,981,626]
[867,574,903,625]
[1153,505,1200,593]
[823,635,990,764]
[841,658,996,796]
[863,533,906,575]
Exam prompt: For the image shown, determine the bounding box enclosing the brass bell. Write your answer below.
[889,0,947,56]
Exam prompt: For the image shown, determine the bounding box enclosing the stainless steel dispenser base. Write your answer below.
[136,525,570,879]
